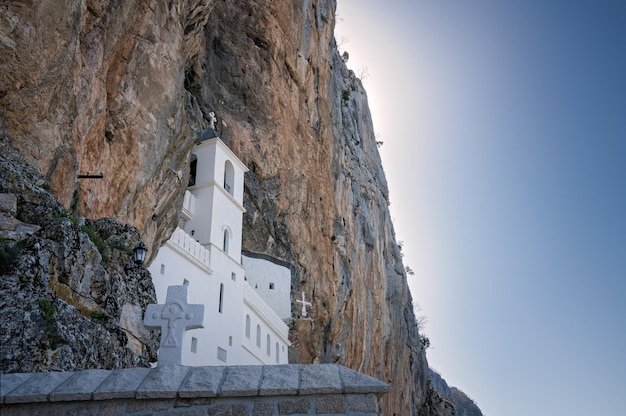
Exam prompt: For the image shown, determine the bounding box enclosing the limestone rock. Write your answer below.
[449,388,484,416]
[429,369,483,416]
[194,1,428,413]
[429,369,453,400]
[0,133,158,373]
[418,380,457,416]
[0,0,216,263]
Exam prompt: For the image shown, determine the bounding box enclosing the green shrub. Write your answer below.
[38,299,57,329]
[80,224,109,263]
[39,299,59,349]
[341,89,351,103]
[54,209,78,225]
[91,310,107,321]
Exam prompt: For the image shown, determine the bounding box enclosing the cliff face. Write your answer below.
[193,1,429,413]
[0,129,159,372]
[2,1,437,414]
[429,369,483,416]
[0,0,216,263]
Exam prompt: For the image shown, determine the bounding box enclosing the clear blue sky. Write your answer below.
[335,1,626,415]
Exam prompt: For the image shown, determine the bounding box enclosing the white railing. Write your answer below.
[243,283,290,342]
[168,227,210,269]
[181,190,196,220]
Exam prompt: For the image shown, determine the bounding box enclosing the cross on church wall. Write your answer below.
[144,285,204,366]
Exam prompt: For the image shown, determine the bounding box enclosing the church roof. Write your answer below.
[196,128,219,143]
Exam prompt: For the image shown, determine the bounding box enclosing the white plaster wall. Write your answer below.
[149,244,248,366]
[148,137,287,366]
[241,302,289,365]
[242,255,292,320]
[148,243,217,366]
[203,245,246,366]
[206,187,244,258]
[149,238,288,366]
[185,139,245,259]
[193,138,247,205]
[183,186,213,245]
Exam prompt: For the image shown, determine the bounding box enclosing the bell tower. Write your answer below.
[184,132,248,261]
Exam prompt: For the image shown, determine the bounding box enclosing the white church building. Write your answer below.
[148,130,292,366]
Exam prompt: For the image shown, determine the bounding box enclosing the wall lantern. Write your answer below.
[125,241,148,275]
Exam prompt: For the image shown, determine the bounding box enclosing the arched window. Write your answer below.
[224,160,234,195]
[245,315,251,338]
[223,229,229,253]
[218,283,224,313]
[256,325,261,347]
[266,334,271,356]
[188,154,197,187]
[275,342,280,363]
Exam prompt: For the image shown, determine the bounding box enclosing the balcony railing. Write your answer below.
[168,227,210,269]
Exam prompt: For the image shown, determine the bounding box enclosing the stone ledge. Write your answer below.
[1,364,390,404]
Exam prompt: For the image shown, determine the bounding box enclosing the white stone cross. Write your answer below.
[296,291,312,318]
[144,285,204,366]
[208,111,217,129]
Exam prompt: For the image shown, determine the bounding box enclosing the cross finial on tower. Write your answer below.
[296,291,312,319]
[208,112,217,130]
[144,285,204,366]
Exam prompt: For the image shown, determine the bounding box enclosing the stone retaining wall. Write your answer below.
[0,364,389,415]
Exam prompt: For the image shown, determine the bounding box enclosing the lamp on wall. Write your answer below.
[125,241,148,275]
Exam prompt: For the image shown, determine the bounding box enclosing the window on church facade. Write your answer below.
[256,325,261,347]
[275,342,279,363]
[218,283,224,313]
[189,155,197,187]
[217,347,227,362]
[224,160,234,195]
[245,315,251,338]
[266,334,271,356]
[269,283,274,289]
[160,264,165,275]
[191,337,197,353]
[223,229,229,253]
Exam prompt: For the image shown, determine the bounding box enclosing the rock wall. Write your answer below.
[0,1,465,415]
[429,369,483,416]
[0,130,158,372]
[429,369,453,401]
[0,0,215,263]
[192,1,428,413]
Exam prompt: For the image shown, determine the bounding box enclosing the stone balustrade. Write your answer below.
[167,227,211,270]
[0,364,389,416]
[243,281,290,338]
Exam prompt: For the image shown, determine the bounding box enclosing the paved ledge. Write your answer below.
[1,364,390,404]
